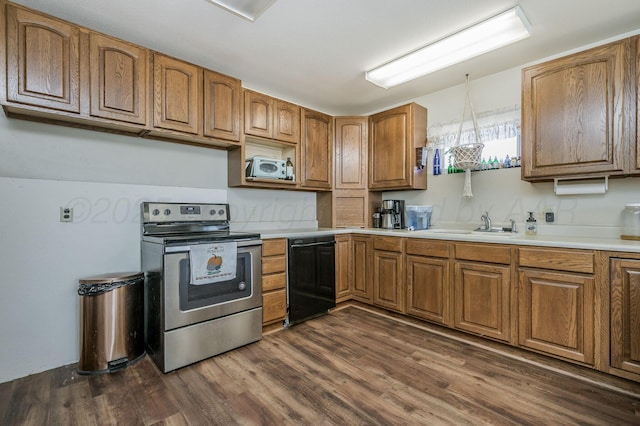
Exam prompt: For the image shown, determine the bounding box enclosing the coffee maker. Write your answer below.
[381,200,406,229]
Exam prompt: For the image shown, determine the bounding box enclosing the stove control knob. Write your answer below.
[164,209,171,216]
[238,282,246,291]
[210,209,216,216]
[218,209,225,216]
[152,209,160,216]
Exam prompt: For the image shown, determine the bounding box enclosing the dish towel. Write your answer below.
[189,242,237,285]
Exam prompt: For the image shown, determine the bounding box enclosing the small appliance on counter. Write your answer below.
[245,156,287,179]
[381,200,406,229]
[406,205,432,230]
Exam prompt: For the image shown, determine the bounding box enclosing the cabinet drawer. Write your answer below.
[373,236,404,252]
[519,247,594,274]
[263,272,286,292]
[262,256,286,275]
[263,239,286,257]
[263,289,286,325]
[406,239,449,258]
[455,243,511,264]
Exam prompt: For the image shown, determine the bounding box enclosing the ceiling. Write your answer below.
[13,0,640,115]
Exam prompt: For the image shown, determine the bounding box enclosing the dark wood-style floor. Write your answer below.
[2,306,640,425]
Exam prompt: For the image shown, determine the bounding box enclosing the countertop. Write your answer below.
[258,227,640,253]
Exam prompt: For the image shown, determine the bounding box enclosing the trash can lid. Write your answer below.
[79,272,144,285]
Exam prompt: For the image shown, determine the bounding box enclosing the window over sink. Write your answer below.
[428,105,520,167]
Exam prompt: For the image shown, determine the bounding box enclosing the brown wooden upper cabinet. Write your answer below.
[243,89,300,143]
[274,99,300,143]
[152,53,201,135]
[521,38,632,180]
[300,108,332,190]
[6,4,81,113]
[204,70,241,142]
[151,53,241,145]
[89,33,147,125]
[368,103,427,190]
[335,117,368,189]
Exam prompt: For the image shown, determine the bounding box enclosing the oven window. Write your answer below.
[178,251,252,311]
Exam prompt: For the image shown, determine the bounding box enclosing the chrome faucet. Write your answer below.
[480,211,492,230]
[509,218,517,233]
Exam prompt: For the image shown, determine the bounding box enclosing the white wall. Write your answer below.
[0,114,316,384]
[384,68,640,236]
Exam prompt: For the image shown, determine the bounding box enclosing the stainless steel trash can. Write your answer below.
[77,272,145,374]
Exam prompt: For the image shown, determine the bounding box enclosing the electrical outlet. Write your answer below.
[542,207,555,223]
[60,207,73,222]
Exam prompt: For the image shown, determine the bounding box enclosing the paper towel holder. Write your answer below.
[554,176,609,195]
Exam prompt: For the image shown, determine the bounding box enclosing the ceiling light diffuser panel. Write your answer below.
[207,0,277,22]
[366,6,531,88]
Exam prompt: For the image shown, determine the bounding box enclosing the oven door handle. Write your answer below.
[164,241,261,253]
[289,241,335,249]
[165,246,191,253]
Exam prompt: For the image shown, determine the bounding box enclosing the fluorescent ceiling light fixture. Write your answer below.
[366,6,531,88]
[207,0,277,22]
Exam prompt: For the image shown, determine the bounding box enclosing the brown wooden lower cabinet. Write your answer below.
[335,235,353,303]
[261,239,287,326]
[518,269,594,364]
[454,261,511,342]
[610,258,640,375]
[352,236,372,302]
[406,255,450,325]
[373,248,405,313]
[262,289,286,325]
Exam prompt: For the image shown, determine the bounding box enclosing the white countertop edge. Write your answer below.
[258,227,640,253]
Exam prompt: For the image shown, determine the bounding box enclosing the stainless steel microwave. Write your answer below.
[245,157,287,179]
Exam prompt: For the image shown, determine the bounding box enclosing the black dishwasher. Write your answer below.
[287,235,336,326]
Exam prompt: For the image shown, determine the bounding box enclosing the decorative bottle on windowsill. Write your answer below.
[433,149,441,175]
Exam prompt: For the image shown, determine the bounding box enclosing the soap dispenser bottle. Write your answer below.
[526,212,537,235]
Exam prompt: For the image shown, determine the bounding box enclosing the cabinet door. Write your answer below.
[6,5,80,113]
[369,103,427,190]
[373,250,404,313]
[300,108,333,189]
[262,289,286,325]
[203,70,240,142]
[610,258,640,374]
[244,90,273,139]
[406,255,450,325]
[273,99,300,143]
[89,33,147,124]
[519,269,594,364]
[335,235,352,303]
[454,261,511,342]
[352,236,372,302]
[153,53,201,134]
[335,117,367,189]
[522,39,630,179]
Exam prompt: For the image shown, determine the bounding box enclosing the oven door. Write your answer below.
[162,240,262,331]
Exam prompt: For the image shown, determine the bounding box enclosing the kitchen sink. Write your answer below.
[425,229,472,234]
[472,227,518,237]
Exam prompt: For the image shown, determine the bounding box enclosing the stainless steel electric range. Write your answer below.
[140,202,262,373]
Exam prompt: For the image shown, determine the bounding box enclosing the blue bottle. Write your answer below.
[433,149,441,175]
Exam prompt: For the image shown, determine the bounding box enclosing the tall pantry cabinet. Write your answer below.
[318,117,380,228]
